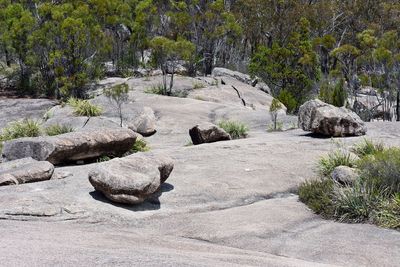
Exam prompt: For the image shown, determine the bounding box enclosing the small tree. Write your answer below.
[270,98,283,131]
[150,36,194,95]
[104,83,130,127]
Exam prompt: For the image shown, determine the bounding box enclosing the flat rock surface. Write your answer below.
[0,76,399,266]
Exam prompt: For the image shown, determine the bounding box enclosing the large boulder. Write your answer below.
[1,128,137,165]
[88,154,174,204]
[299,99,367,137]
[189,123,231,145]
[0,157,54,186]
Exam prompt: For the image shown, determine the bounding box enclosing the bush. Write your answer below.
[298,179,335,217]
[358,148,400,195]
[318,151,356,177]
[332,182,380,223]
[373,194,400,229]
[351,139,384,158]
[218,120,248,139]
[144,83,165,95]
[130,139,150,153]
[67,98,102,117]
[44,124,74,136]
[277,89,297,114]
[0,119,41,141]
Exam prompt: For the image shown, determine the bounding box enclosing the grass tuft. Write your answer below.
[67,98,102,117]
[44,124,74,136]
[218,120,248,139]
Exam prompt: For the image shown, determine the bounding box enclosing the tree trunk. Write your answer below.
[397,90,400,121]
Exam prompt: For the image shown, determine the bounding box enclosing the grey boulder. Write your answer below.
[0,157,54,186]
[189,123,231,145]
[298,99,367,137]
[127,107,157,137]
[1,128,137,165]
[331,166,359,185]
[88,154,174,204]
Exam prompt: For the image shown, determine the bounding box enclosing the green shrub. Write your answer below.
[298,179,335,217]
[358,148,400,195]
[144,83,165,95]
[130,139,150,153]
[332,182,380,223]
[373,194,400,229]
[44,124,74,136]
[193,82,205,89]
[318,151,356,177]
[0,119,41,142]
[67,98,102,117]
[351,139,384,158]
[218,120,248,139]
[277,89,297,114]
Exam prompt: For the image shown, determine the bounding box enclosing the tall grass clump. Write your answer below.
[351,139,384,158]
[67,97,102,117]
[218,120,248,139]
[0,119,41,141]
[318,151,356,177]
[44,124,74,136]
[299,139,400,230]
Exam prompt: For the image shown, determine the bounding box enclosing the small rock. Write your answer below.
[189,123,231,145]
[0,158,54,186]
[89,154,174,204]
[127,107,157,137]
[331,166,359,185]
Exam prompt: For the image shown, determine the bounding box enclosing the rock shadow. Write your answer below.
[299,132,361,139]
[89,183,174,212]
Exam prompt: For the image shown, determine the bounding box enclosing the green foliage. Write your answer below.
[44,124,74,136]
[250,18,319,112]
[0,119,41,142]
[193,82,205,89]
[318,151,356,177]
[277,90,297,114]
[358,148,400,195]
[104,83,129,126]
[269,98,283,131]
[374,194,400,229]
[144,83,165,95]
[351,139,385,158]
[218,120,248,139]
[319,79,347,107]
[67,98,102,117]
[150,36,195,95]
[298,179,335,217]
[130,139,150,153]
[301,142,400,229]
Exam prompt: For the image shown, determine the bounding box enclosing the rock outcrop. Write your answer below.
[89,154,174,204]
[0,157,54,186]
[1,128,137,164]
[331,166,359,185]
[299,99,367,137]
[189,123,231,145]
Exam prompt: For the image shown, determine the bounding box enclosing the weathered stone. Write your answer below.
[299,99,367,137]
[0,158,54,186]
[1,128,137,165]
[127,107,157,137]
[331,166,359,185]
[89,154,174,204]
[189,123,231,145]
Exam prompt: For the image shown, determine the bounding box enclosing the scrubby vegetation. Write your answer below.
[0,119,41,142]
[44,124,74,136]
[104,83,130,127]
[218,120,248,140]
[130,139,150,153]
[67,98,102,117]
[299,140,400,230]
